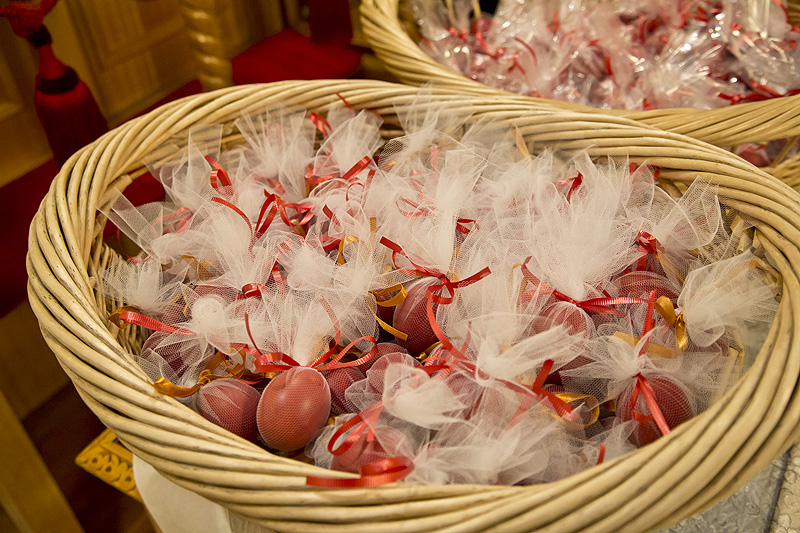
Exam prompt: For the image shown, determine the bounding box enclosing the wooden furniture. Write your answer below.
[180,0,364,91]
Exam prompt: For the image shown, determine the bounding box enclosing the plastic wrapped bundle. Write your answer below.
[410,0,800,116]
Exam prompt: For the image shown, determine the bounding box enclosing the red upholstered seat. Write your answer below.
[231,29,362,85]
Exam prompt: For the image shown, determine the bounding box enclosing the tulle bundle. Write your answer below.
[99,97,779,488]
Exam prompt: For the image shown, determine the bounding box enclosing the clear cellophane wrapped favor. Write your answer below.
[411,0,800,169]
[99,93,779,487]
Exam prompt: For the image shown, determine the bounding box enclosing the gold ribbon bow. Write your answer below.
[153,352,227,398]
[654,296,688,352]
[554,392,600,429]
[367,285,409,341]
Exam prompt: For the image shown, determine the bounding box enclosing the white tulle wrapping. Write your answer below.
[99,99,781,489]
[102,257,186,316]
[233,106,316,203]
[679,251,779,348]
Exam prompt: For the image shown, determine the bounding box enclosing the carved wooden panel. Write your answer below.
[0,25,53,185]
[59,0,197,124]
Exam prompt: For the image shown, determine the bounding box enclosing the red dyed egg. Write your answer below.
[195,378,261,442]
[359,342,408,373]
[374,291,396,330]
[140,331,213,376]
[325,367,365,416]
[614,271,678,300]
[538,303,591,337]
[257,367,331,451]
[617,374,694,447]
[366,352,421,396]
[546,355,592,386]
[393,278,441,354]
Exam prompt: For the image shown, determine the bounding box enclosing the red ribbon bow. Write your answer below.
[520,257,646,317]
[628,290,671,436]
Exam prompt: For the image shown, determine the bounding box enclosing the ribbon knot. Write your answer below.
[205,155,232,190]
[630,373,671,436]
[654,296,688,351]
[636,231,662,256]
[519,257,645,316]
[152,352,227,398]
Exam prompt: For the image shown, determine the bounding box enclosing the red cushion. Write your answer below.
[231,30,362,85]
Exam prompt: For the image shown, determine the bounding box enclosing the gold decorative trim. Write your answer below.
[75,429,141,502]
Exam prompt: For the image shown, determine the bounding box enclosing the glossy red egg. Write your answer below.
[195,378,261,442]
[617,374,694,447]
[257,367,331,451]
[325,367,365,416]
[393,278,441,354]
[358,342,408,373]
[366,352,421,396]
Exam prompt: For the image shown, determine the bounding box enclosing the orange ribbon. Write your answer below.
[152,351,227,397]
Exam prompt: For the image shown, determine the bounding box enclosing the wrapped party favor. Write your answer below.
[361,0,800,188]
[30,81,800,532]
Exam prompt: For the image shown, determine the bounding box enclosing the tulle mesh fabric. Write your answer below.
[101,98,781,487]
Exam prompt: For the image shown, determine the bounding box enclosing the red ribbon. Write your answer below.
[309,113,332,137]
[113,308,194,336]
[507,359,576,427]
[554,172,583,202]
[205,155,232,190]
[254,195,278,240]
[262,191,314,236]
[630,373,671,436]
[309,398,413,487]
[305,156,373,192]
[240,283,269,299]
[211,197,252,233]
[305,456,414,488]
[455,217,479,235]
[520,258,646,316]
[628,290,671,436]
[335,92,355,113]
[475,31,503,59]
[447,26,468,41]
[246,298,379,374]
[153,207,193,236]
[514,37,538,66]
[635,230,662,271]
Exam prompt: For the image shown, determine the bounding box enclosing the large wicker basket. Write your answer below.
[360,0,800,187]
[27,80,800,532]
